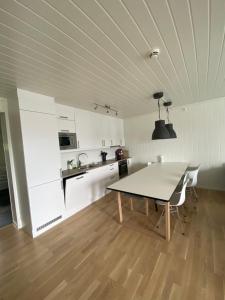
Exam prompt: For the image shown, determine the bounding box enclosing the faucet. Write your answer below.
[77,152,88,168]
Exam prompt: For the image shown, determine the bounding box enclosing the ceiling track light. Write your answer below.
[93,103,118,116]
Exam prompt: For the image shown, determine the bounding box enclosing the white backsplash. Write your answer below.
[60,147,119,170]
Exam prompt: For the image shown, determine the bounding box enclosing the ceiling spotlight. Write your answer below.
[149,48,160,59]
[93,103,119,116]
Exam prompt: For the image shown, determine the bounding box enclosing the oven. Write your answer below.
[58,132,77,150]
[118,159,128,178]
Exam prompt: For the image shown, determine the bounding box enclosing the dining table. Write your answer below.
[107,162,188,241]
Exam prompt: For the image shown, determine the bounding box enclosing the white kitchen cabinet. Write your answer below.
[58,119,75,133]
[28,180,64,236]
[118,119,125,146]
[101,116,125,147]
[20,110,61,187]
[88,162,119,200]
[105,163,119,192]
[56,103,75,121]
[99,115,111,147]
[75,108,102,149]
[88,166,108,201]
[65,172,92,216]
[18,89,55,114]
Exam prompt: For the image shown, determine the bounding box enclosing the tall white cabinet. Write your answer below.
[17,89,64,237]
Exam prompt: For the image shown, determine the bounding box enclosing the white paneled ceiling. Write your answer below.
[0,0,225,117]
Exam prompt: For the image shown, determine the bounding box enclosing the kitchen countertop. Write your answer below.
[62,158,129,179]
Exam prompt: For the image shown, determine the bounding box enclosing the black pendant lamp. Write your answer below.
[163,101,177,139]
[152,92,170,140]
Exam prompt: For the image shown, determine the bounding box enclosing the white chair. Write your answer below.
[155,178,189,235]
[185,166,200,199]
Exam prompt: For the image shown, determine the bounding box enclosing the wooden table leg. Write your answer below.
[117,192,123,223]
[130,197,134,211]
[145,198,149,216]
[165,202,171,241]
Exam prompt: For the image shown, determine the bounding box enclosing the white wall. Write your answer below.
[60,147,118,170]
[7,90,32,232]
[124,97,225,191]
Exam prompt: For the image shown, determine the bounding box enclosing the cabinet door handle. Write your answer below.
[61,129,69,132]
[110,168,114,171]
[59,116,68,119]
[77,140,80,148]
[60,168,62,177]
[76,176,84,180]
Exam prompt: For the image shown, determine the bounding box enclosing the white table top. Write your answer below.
[108,162,188,201]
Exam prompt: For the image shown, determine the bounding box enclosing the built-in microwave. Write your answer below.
[58,132,77,150]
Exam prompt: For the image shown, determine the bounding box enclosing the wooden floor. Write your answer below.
[0,189,225,300]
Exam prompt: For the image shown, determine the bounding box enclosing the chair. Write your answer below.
[155,177,189,235]
[185,166,200,199]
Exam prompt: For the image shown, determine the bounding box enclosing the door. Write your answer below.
[0,115,13,228]
[20,110,61,187]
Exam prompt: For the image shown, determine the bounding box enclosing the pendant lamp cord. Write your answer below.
[158,99,161,119]
[167,107,170,123]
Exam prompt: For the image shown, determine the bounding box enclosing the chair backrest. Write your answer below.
[176,178,189,206]
[186,166,200,187]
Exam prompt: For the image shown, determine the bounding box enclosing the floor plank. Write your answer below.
[0,189,224,300]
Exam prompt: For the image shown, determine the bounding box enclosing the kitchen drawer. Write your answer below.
[58,119,75,133]
[108,163,118,173]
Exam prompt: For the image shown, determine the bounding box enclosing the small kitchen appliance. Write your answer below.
[58,132,77,150]
[115,148,124,161]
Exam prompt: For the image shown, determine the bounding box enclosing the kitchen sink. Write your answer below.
[74,162,100,171]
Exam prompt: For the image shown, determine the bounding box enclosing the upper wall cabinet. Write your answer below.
[57,119,75,133]
[17,89,55,114]
[74,108,125,150]
[109,117,125,146]
[56,104,75,121]
[74,108,102,149]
